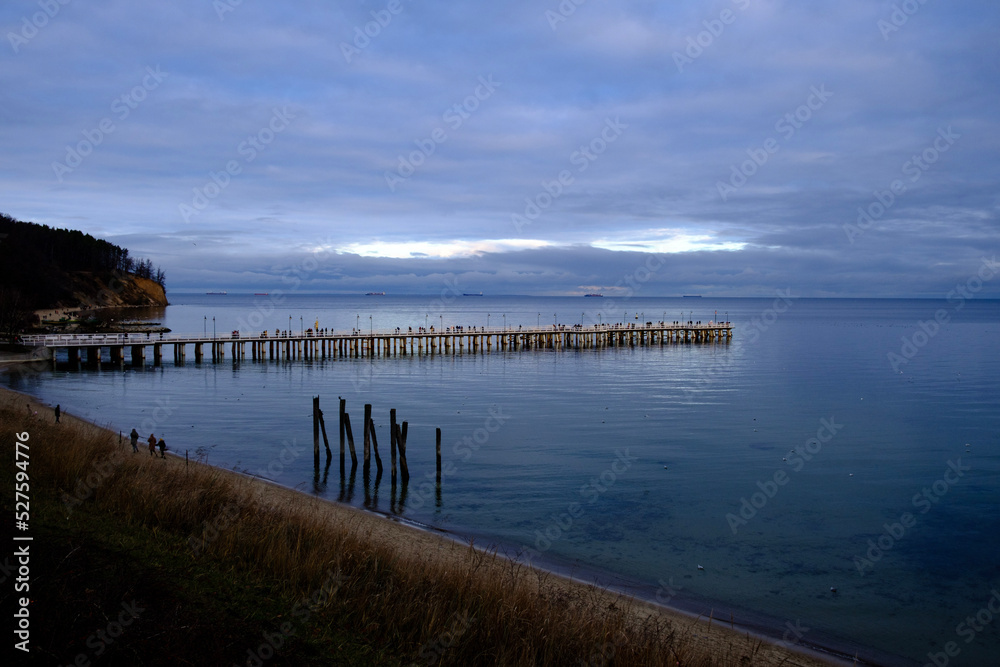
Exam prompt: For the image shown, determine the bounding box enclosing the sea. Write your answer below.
[5,293,999,666]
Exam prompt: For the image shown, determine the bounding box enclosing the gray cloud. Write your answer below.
[1,0,997,297]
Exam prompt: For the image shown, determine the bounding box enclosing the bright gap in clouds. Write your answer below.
[334,232,746,259]
[592,230,747,254]
[336,239,552,259]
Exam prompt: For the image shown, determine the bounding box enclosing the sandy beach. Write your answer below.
[2,383,851,666]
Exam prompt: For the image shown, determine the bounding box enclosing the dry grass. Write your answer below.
[4,388,826,666]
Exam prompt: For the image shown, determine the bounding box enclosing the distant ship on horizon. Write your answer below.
[365,291,386,296]
[462,292,483,296]
[584,293,603,297]
[682,295,702,298]
[206,291,227,295]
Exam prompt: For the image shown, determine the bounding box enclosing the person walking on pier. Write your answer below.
[157,436,166,459]
[130,428,140,453]
[147,433,157,456]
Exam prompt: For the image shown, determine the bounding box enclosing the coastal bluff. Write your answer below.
[0,215,167,325]
[59,271,168,310]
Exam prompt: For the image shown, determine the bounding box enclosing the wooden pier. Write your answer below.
[21,322,732,367]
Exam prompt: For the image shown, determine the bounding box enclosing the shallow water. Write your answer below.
[7,295,1000,666]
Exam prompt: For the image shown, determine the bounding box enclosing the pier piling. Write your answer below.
[312,396,320,468]
[343,412,358,468]
[363,403,372,472]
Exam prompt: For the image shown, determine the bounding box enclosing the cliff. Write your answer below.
[0,214,167,310]
[64,272,168,309]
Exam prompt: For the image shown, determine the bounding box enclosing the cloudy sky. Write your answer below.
[2,0,998,296]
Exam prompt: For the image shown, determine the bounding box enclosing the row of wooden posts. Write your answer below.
[312,396,442,486]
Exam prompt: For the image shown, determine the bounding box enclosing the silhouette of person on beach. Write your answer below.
[130,428,139,453]
[147,433,157,456]
[157,437,166,459]
[54,404,60,423]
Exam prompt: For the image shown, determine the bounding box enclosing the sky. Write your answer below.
[2,0,998,297]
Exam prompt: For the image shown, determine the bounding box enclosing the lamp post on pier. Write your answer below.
[213,317,216,340]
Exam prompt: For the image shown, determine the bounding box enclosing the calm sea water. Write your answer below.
[6,295,1000,666]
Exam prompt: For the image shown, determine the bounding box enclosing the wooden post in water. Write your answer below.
[363,403,372,472]
[436,427,442,485]
[339,397,346,471]
[390,408,397,484]
[398,420,410,484]
[343,413,358,467]
[312,396,320,468]
[318,409,332,460]
[369,418,384,472]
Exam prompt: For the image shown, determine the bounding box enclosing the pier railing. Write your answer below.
[20,322,732,365]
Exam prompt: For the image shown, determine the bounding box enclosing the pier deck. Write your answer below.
[20,322,732,366]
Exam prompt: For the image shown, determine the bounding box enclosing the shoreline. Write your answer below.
[4,383,866,666]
